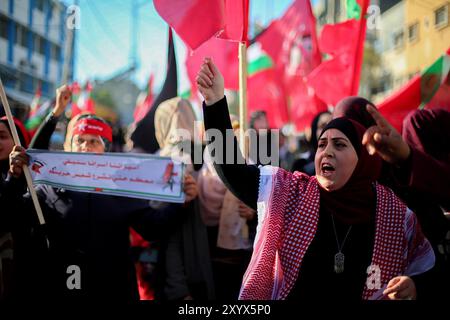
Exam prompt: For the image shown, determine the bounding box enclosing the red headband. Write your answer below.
[72,118,113,142]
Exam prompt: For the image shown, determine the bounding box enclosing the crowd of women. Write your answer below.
[0,58,449,301]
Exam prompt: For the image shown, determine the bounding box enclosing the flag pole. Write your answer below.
[0,77,47,230]
[238,41,249,242]
[238,42,248,158]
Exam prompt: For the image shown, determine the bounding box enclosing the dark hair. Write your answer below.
[310,111,331,151]
[249,110,267,129]
[0,117,30,147]
[319,117,361,155]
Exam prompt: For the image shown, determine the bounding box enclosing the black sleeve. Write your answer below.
[0,175,30,231]
[202,97,259,211]
[29,112,59,150]
[129,202,183,241]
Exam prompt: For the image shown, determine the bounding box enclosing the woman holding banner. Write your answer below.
[0,116,30,300]
[5,91,199,300]
[196,58,435,300]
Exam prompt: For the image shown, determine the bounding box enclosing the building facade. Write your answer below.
[0,0,74,111]
[375,0,449,101]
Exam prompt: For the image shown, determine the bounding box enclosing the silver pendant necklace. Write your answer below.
[331,215,352,274]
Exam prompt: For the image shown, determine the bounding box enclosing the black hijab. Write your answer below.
[318,117,382,224]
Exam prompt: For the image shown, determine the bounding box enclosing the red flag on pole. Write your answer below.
[133,74,154,123]
[72,81,95,118]
[217,0,249,42]
[154,0,249,50]
[247,67,289,129]
[307,0,369,106]
[69,81,81,118]
[289,78,328,131]
[378,48,450,131]
[258,0,321,92]
[254,0,323,131]
[185,37,239,95]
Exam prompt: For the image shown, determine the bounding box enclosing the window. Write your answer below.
[19,74,32,92]
[36,0,45,12]
[392,29,404,49]
[408,23,419,42]
[34,35,46,55]
[15,24,22,45]
[15,24,29,47]
[51,43,61,60]
[40,80,54,97]
[0,15,8,39]
[435,4,449,28]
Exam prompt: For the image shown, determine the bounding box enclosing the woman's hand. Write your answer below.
[383,276,417,300]
[362,105,411,164]
[9,145,29,178]
[196,57,224,106]
[238,202,256,221]
[53,84,72,117]
[183,174,198,203]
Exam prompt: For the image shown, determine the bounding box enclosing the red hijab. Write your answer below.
[0,116,31,147]
[318,117,382,224]
[402,108,450,163]
[332,96,376,129]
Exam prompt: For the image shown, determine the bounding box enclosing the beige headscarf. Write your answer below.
[154,97,197,155]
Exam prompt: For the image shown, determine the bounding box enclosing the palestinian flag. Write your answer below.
[247,42,289,129]
[379,48,450,131]
[133,74,154,124]
[25,85,43,132]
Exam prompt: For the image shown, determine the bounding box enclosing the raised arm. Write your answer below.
[197,58,259,210]
[30,85,72,150]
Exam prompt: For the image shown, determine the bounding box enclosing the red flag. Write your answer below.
[258,0,321,92]
[133,74,154,123]
[72,81,95,118]
[247,67,289,129]
[25,83,46,135]
[377,75,422,132]
[378,75,450,132]
[378,48,450,131]
[217,0,249,42]
[255,0,323,131]
[307,0,369,106]
[426,79,450,110]
[186,37,239,95]
[289,78,328,131]
[69,81,81,118]
[154,0,249,50]
[28,83,42,119]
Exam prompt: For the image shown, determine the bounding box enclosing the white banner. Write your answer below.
[28,149,185,203]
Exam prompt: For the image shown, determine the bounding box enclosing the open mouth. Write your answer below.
[321,162,335,176]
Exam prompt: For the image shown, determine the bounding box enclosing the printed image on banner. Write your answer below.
[28,149,185,203]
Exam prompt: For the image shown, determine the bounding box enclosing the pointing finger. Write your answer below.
[366,104,391,130]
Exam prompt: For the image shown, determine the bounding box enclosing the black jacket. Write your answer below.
[3,177,181,301]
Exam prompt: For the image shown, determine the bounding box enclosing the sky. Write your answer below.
[63,0,295,93]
